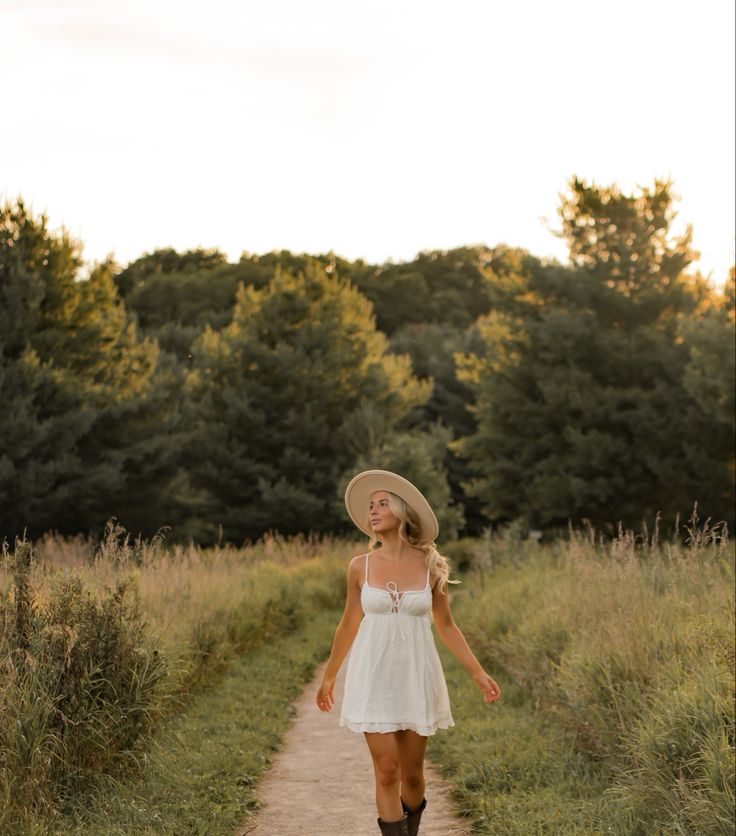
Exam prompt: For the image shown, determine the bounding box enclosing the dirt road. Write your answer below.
[236,654,470,836]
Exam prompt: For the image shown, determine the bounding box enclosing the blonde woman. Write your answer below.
[316,470,501,836]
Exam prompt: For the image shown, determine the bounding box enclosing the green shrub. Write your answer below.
[0,538,167,825]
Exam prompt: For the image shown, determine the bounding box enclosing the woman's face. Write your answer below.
[369,490,400,536]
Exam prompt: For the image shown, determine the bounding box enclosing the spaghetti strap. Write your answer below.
[364,552,369,586]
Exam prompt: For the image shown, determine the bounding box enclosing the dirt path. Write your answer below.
[236,655,470,836]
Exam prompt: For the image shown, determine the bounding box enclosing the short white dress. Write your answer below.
[338,553,455,736]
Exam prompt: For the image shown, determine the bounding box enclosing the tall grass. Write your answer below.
[3,512,732,834]
[27,520,348,694]
[0,521,352,832]
[450,509,734,834]
[0,541,166,830]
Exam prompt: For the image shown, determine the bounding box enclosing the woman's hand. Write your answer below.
[473,670,501,703]
[316,677,336,712]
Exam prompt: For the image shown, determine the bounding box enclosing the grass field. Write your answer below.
[436,516,734,834]
[1,514,733,834]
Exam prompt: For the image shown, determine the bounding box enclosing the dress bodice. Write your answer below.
[360,553,432,618]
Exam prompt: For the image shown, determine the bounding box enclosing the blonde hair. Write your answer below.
[367,491,461,596]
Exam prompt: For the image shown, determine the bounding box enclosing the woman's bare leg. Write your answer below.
[364,732,404,821]
[395,729,429,811]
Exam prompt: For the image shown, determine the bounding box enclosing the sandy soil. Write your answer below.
[236,654,471,836]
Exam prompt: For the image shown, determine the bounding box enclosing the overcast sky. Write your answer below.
[2,0,734,287]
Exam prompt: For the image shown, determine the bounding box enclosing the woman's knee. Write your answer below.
[374,753,401,786]
[401,771,424,789]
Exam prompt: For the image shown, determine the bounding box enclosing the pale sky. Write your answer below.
[2,0,734,288]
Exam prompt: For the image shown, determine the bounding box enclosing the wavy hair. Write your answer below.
[367,491,460,596]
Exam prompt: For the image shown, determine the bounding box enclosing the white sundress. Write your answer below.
[338,552,455,736]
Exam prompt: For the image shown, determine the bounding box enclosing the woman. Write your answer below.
[316,470,501,836]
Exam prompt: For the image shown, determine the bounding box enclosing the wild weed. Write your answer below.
[454,506,734,832]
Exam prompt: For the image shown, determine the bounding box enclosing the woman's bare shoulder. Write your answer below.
[348,553,367,572]
[347,554,368,587]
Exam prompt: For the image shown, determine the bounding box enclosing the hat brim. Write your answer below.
[344,470,439,542]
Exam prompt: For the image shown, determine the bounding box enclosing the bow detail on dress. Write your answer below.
[386,581,407,642]
[386,581,401,611]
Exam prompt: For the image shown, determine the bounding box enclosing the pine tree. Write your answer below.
[185,259,432,543]
[0,200,176,540]
[355,246,496,334]
[454,179,734,531]
[388,322,486,534]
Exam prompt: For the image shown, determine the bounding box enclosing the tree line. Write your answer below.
[1,178,733,545]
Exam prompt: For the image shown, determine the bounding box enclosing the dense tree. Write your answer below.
[114,247,228,298]
[5,183,731,544]
[115,249,375,359]
[454,179,734,532]
[388,322,487,534]
[676,268,736,513]
[355,246,496,334]
[116,245,499,352]
[388,323,482,436]
[184,259,433,543]
[113,249,236,359]
[0,200,179,541]
[679,269,735,426]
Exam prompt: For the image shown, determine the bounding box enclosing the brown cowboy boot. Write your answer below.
[401,796,427,836]
[376,810,410,835]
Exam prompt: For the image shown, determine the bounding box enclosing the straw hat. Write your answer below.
[344,469,439,542]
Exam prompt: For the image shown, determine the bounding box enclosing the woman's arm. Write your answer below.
[432,582,501,704]
[316,557,364,711]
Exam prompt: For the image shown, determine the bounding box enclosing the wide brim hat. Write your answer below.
[344,469,439,542]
